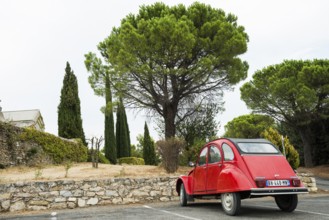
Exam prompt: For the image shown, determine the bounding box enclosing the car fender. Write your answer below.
[176,175,193,195]
[218,165,254,192]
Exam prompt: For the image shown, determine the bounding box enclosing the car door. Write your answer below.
[193,146,208,193]
[206,145,223,192]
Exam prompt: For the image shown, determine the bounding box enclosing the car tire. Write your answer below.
[221,192,241,216]
[275,194,298,212]
[179,184,188,206]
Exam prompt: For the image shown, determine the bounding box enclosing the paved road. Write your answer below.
[2,194,329,220]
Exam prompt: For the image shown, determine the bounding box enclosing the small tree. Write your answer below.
[157,137,186,173]
[89,136,104,168]
[143,122,156,165]
[116,98,130,158]
[261,127,300,169]
[58,62,86,145]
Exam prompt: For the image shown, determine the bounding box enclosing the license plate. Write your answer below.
[266,180,290,187]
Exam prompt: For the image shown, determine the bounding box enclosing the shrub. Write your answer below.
[157,137,186,173]
[19,128,87,164]
[261,127,300,169]
[118,157,145,165]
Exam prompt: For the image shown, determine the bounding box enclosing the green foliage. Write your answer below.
[177,103,221,149]
[157,137,186,173]
[20,128,87,164]
[87,150,110,164]
[130,144,143,158]
[118,157,145,165]
[116,98,130,158]
[103,2,249,139]
[179,138,206,166]
[240,59,329,167]
[58,62,86,145]
[261,127,300,169]
[224,114,275,138]
[104,75,117,164]
[143,122,157,165]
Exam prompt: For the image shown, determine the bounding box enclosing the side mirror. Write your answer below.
[188,161,195,167]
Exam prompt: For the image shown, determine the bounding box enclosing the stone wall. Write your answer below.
[0,175,317,213]
[0,122,52,168]
[0,177,178,212]
[298,173,318,192]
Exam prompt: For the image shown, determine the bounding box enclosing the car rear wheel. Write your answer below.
[275,194,298,212]
[179,184,188,206]
[221,192,241,216]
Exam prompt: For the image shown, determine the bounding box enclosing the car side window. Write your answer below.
[208,146,221,164]
[198,147,208,166]
[222,143,234,161]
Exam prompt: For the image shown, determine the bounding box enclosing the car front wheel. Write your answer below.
[275,194,298,212]
[221,192,241,216]
[179,184,188,206]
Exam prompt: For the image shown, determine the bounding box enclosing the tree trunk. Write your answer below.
[298,125,314,167]
[164,104,177,139]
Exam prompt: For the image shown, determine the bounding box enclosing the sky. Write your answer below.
[1,0,329,145]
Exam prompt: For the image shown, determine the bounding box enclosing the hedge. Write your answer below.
[118,157,145,165]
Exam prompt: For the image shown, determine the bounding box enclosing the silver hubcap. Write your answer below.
[223,193,233,211]
[180,186,184,203]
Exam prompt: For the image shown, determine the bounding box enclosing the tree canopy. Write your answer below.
[224,114,275,138]
[240,59,329,167]
[104,2,248,138]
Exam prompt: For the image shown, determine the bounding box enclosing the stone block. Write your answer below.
[0,193,11,201]
[51,202,67,209]
[1,200,10,210]
[67,202,76,209]
[78,198,86,207]
[10,201,26,212]
[60,190,72,197]
[28,205,47,211]
[87,198,98,205]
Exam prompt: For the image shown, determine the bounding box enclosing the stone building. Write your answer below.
[0,109,45,131]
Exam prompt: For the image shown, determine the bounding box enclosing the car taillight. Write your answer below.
[292,178,301,187]
[255,177,266,188]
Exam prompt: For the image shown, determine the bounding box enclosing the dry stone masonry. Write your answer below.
[0,174,317,213]
[0,177,178,212]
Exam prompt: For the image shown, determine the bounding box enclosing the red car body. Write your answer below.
[176,138,308,216]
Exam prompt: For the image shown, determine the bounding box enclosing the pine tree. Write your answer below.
[58,62,86,145]
[143,122,156,165]
[116,98,130,158]
[104,74,117,164]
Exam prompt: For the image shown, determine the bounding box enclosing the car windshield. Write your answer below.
[237,142,279,154]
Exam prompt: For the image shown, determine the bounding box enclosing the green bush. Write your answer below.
[261,127,300,169]
[19,128,87,164]
[118,157,145,165]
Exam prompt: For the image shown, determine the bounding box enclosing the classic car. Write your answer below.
[176,138,308,216]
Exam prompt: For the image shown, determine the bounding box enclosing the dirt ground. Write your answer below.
[0,163,192,183]
[0,162,328,184]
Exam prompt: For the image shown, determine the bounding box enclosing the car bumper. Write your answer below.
[250,187,309,196]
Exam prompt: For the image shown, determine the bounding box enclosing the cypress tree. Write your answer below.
[122,100,131,156]
[143,122,156,165]
[116,98,130,158]
[104,74,117,164]
[58,62,86,145]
